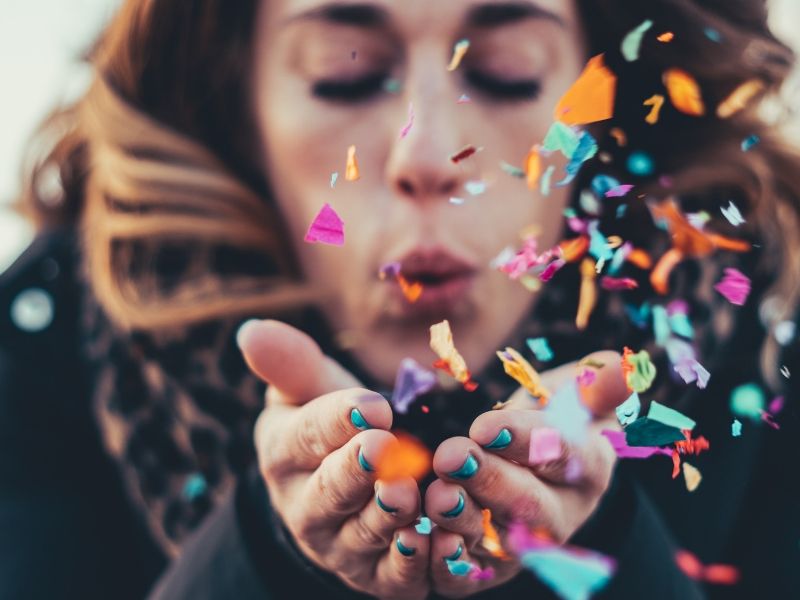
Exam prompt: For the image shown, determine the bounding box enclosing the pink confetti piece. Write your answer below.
[714,268,751,306]
[577,368,597,387]
[768,396,785,414]
[399,102,415,139]
[760,410,780,430]
[469,566,496,581]
[529,427,562,465]
[600,276,639,290]
[605,184,635,198]
[601,430,673,459]
[304,203,344,246]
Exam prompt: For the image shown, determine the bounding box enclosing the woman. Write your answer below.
[1,0,798,598]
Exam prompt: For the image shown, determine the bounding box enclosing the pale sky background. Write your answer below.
[0,0,799,272]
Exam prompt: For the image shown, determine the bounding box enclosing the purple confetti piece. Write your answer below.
[391,358,437,414]
[601,429,673,459]
[674,358,711,389]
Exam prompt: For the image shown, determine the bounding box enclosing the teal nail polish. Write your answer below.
[440,493,465,518]
[396,537,416,556]
[350,408,372,430]
[447,454,478,479]
[443,544,463,562]
[375,493,398,514]
[358,448,374,472]
[483,428,512,450]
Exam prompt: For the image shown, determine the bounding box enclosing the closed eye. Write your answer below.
[311,72,388,102]
[464,69,542,101]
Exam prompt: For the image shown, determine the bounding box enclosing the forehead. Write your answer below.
[262,0,580,36]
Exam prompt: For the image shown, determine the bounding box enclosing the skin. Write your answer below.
[246,1,623,598]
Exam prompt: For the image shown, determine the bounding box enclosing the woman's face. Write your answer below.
[253,0,587,385]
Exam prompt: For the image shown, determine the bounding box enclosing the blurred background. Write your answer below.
[1,0,799,273]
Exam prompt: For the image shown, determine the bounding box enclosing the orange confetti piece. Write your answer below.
[345,145,360,181]
[481,509,509,559]
[643,94,665,125]
[397,274,423,303]
[430,320,478,391]
[626,248,653,270]
[609,127,627,147]
[375,432,432,482]
[576,258,597,330]
[559,235,589,262]
[447,39,470,72]
[663,68,705,116]
[717,79,764,119]
[650,247,684,295]
[657,31,675,42]
[524,145,542,190]
[554,54,617,125]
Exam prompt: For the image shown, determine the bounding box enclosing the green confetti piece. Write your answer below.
[625,349,657,393]
[648,400,696,431]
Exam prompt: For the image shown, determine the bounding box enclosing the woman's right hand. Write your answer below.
[237,320,430,600]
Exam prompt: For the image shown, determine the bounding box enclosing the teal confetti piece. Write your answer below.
[446,559,475,576]
[732,419,742,437]
[730,383,765,422]
[621,20,653,62]
[648,400,696,431]
[543,121,580,158]
[415,516,432,535]
[526,337,554,362]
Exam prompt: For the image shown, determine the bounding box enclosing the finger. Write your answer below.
[260,387,392,475]
[374,526,431,600]
[237,319,360,405]
[432,437,561,533]
[574,350,629,417]
[424,479,484,550]
[430,529,478,598]
[468,410,617,486]
[337,477,421,555]
[293,429,397,536]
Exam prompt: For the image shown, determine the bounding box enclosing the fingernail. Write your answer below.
[440,493,465,518]
[375,492,399,514]
[350,408,372,430]
[396,536,416,556]
[483,428,512,450]
[235,319,261,350]
[443,544,463,562]
[358,447,374,472]
[447,454,478,479]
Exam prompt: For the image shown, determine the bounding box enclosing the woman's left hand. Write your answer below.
[424,351,628,598]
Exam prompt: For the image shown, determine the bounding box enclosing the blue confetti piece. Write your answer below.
[741,134,760,152]
[704,27,722,42]
[616,204,628,219]
[182,473,208,501]
[526,337,554,362]
[627,151,655,176]
[415,516,432,535]
[732,419,743,437]
[591,174,621,198]
[446,559,475,576]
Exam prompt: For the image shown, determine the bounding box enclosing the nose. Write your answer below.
[384,67,469,202]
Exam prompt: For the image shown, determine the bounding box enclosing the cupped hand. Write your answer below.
[424,351,627,598]
[238,320,430,600]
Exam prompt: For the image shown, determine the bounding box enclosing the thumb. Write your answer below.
[539,350,629,418]
[236,319,361,405]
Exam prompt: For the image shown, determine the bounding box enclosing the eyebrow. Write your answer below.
[284,2,563,29]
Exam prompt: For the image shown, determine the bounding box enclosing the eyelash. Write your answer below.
[311,70,542,103]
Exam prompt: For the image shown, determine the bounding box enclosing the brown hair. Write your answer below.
[17,0,800,384]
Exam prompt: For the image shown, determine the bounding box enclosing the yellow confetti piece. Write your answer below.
[682,461,702,492]
[447,39,470,72]
[430,320,474,388]
[345,145,360,181]
[716,79,764,119]
[524,145,542,190]
[657,31,675,42]
[375,433,432,482]
[643,94,665,125]
[554,54,617,125]
[496,347,549,401]
[576,258,597,331]
[481,508,509,559]
[663,69,706,116]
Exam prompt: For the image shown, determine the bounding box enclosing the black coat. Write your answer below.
[1,231,798,599]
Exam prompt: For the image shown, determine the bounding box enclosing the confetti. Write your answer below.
[682,462,702,491]
[544,379,591,444]
[554,54,616,125]
[500,161,526,178]
[731,419,742,437]
[720,201,746,226]
[643,94,666,124]
[615,392,641,426]
[704,27,722,43]
[675,550,740,585]
[730,383,765,422]
[525,145,542,190]
[664,69,706,116]
[649,400,697,431]
[497,347,549,399]
[430,320,478,390]
[447,39,470,72]
[604,184,634,198]
[450,144,480,164]
[449,196,466,205]
[415,516,432,535]
[375,432,432,481]
[600,276,639,291]
[397,273,423,303]
[304,203,345,246]
[543,121,581,158]
[610,127,627,146]
[601,430,672,460]
[399,102,415,138]
[780,365,790,378]
[741,134,760,151]
[457,93,472,104]
[622,347,657,393]
[526,337,554,362]
[541,165,556,197]
[345,145,360,181]
[529,427,563,464]
[627,151,655,176]
[446,560,475,576]
[391,358,437,414]
[625,418,686,447]
[576,258,597,330]
[674,358,711,389]
[717,79,764,119]
[657,31,675,42]
[621,20,653,62]
[330,172,339,188]
[714,268,751,305]
[470,566,496,581]
[465,180,487,196]
[481,509,509,559]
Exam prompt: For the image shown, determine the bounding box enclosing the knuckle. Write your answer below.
[351,518,387,551]
[314,457,356,515]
